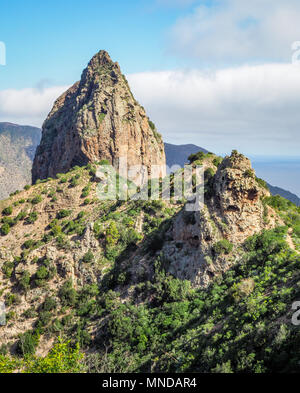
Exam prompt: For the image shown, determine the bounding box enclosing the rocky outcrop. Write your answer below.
[159,151,281,287]
[32,50,166,185]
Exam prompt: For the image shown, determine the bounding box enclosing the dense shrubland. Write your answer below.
[1,164,300,373]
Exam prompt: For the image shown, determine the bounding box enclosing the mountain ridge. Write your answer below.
[0,123,41,200]
[165,142,300,206]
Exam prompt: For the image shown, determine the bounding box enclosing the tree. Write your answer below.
[24,339,84,373]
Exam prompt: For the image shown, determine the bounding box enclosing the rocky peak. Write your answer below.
[214,150,266,215]
[32,50,166,184]
[211,151,276,243]
[157,151,280,287]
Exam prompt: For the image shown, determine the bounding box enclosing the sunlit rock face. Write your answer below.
[32,50,166,185]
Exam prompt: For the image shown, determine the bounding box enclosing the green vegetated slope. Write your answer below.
[0,154,300,373]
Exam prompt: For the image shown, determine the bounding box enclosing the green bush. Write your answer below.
[148,120,156,131]
[18,270,31,292]
[36,265,49,280]
[212,239,233,255]
[2,206,13,216]
[1,223,10,236]
[70,176,79,187]
[31,195,42,205]
[59,280,77,307]
[24,339,84,373]
[188,151,206,164]
[17,331,39,356]
[2,261,14,278]
[26,212,38,224]
[256,177,269,190]
[265,195,289,211]
[57,209,72,219]
[42,297,57,312]
[106,222,120,246]
[82,250,94,263]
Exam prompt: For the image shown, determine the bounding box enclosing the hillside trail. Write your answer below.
[286,229,299,253]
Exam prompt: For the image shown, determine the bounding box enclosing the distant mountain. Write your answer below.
[165,142,300,206]
[164,142,208,168]
[0,122,41,200]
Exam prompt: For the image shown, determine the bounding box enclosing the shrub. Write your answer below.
[188,151,206,164]
[213,157,223,167]
[99,159,110,165]
[38,311,52,327]
[1,223,10,236]
[24,339,84,373]
[6,293,21,306]
[36,265,49,280]
[31,195,42,205]
[17,331,39,356]
[2,261,14,278]
[81,186,90,198]
[212,239,233,255]
[16,211,27,221]
[2,206,13,216]
[82,250,94,263]
[18,270,31,292]
[106,222,120,246]
[57,209,72,219]
[244,169,255,178]
[148,120,156,131]
[265,195,289,211]
[26,212,38,224]
[23,239,36,250]
[256,177,269,190]
[59,280,77,307]
[70,176,79,187]
[42,297,57,312]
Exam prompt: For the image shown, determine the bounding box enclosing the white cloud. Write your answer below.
[168,0,300,63]
[0,85,69,127]
[127,63,300,156]
[2,63,300,158]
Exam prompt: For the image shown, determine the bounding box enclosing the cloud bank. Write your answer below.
[127,63,300,156]
[1,63,300,157]
[0,85,68,127]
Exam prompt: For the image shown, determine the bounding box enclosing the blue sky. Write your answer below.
[0,0,199,89]
[1,0,300,194]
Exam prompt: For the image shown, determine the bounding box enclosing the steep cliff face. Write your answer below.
[32,50,166,184]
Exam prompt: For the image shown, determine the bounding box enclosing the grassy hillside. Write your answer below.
[0,156,300,373]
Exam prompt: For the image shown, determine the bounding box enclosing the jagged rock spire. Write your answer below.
[32,50,166,184]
